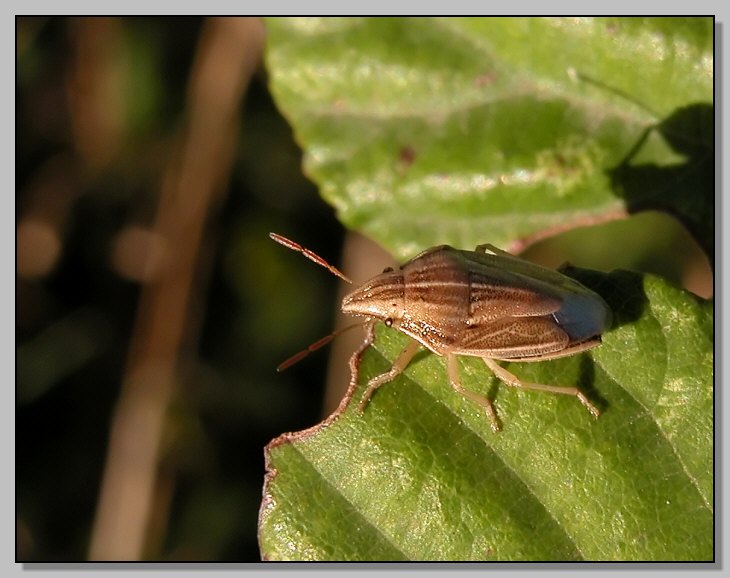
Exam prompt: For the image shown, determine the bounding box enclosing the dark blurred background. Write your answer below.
[16,16,347,561]
[16,16,712,562]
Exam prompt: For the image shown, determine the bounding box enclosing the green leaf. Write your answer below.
[258,17,714,561]
[264,17,713,260]
[258,270,713,561]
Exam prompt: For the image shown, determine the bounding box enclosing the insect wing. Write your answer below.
[460,251,566,324]
[457,315,570,358]
[462,248,589,295]
[457,248,610,350]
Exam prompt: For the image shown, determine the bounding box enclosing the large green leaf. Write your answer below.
[258,17,714,561]
[258,270,713,560]
[264,17,713,260]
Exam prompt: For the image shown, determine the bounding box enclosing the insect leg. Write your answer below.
[349,321,377,393]
[475,243,511,256]
[357,339,421,412]
[446,355,501,433]
[482,357,600,418]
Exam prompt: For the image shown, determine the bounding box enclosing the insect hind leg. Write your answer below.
[447,355,501,433]
[482,357,600,418]
[475,243,510,256]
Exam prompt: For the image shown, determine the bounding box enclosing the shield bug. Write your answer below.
[270,232,612,432]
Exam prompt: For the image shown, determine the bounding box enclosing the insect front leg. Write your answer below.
[349,321,377,393]
[482,358,600,418]
[357,338,421,412]
[446,355,501,433]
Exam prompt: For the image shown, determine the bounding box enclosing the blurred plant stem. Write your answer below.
[88,17,264,561]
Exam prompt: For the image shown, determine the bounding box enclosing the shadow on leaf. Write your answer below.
[608,102,714,264]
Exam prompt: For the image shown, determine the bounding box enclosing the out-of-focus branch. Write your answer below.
[88,17,264,561]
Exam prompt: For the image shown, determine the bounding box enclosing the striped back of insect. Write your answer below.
[397,246,472,353]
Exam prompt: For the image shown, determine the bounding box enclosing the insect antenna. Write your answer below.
[269,232,352,284]
[276,322,364,371]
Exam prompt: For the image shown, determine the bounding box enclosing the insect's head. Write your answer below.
[341,268,405,326]
[270,232,402,371]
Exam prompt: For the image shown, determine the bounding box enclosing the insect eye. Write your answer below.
[385,318,393,327]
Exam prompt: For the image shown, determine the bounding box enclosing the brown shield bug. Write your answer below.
[270,232,612,432]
